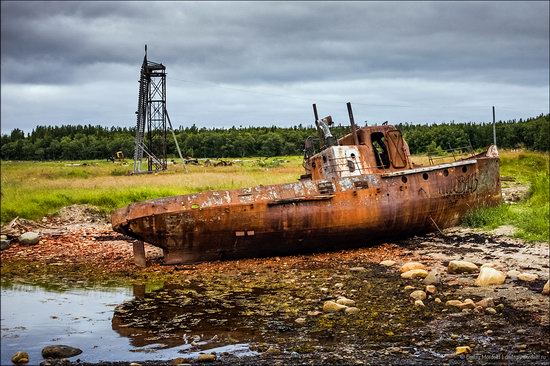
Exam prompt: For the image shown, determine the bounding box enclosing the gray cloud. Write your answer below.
[1,1,548,132]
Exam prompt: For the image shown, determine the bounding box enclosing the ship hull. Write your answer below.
[112,154,501,264]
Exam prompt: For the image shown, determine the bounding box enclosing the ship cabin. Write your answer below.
[303,123,413,181]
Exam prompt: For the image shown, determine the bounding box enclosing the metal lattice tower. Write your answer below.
[133,45,168,173]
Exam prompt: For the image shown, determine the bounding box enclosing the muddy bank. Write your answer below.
[1,208,549,365]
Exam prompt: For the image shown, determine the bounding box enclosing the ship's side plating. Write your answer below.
[112,122,501,264]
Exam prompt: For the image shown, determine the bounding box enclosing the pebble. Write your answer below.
[41,345,82,359]
[507,269,520,279]
[197,353,216,362]
[1,238,11,250]
[400,262,427,273]
[450,334,459,340]
[295,317,306,325]
[517,273,538,282]
[323,300,347,313]
[475,267,506,286]
[516,329,526,334]
[380,260,396,267]
[446,300,463,307]
[496,304,505,312]
[423,270,441,285]
[18,232,40,245]
[455,346,472,355]
[543,281,549,295]
[410,290,427,301]
[334,283,344,289]
[336,297,356,306]
[11,351,29,364]
[425,285,436,294]
[414,299,425,307]
[307,310,322,316]
[349,266,366,272]
[434,297,442,304]
[404,285,415,290]
[345,307,360,315]
[475,297,495,309]
[485,330,493,335]
[448,260,479,274]
[485,307,497,315]
[400,269,429,279]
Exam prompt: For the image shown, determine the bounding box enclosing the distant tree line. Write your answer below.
[1,114,548,161]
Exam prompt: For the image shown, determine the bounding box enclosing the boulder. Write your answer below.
[380,260,396,267]
[543,281,549,296]
[401,269,429,279]
[410,290,427,301]
[41,345,82,359]
[448,260,479,274]
[323,300,347,313]
[18,232,40,245]
[336,297,356,306]
[11,351,29,364]
[423,270,441,285]
[475,267,506,286]
[517,273,538,282]
[400,262,427,273]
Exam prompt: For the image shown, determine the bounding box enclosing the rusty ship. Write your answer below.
[112,103,502,265]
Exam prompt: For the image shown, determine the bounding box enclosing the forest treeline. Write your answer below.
[1,114,548,160]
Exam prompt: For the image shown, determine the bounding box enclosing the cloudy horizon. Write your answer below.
[1,1,549,134]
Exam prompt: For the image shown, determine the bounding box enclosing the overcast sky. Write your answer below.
[1,1,549,134]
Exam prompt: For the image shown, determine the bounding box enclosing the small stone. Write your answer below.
[495,304,505,312]
[414,299,425,307]
[455,346,472,355]
[446,300,463,307]
[448,260,479,274]
[450,334,459,340]
[320,287,329,292]
[410,290,427,301]
[404,285,415,290]
[345,307,360,315]
[1,239,11,250]
[507,269,520,279]
[434,297,442,304]
[516,329,526,334]
[543,281,549,295]
[197,353,216,362]
[18,232,40,245]
[400,262,427,273]
[425,285,436,294]
[517,273,538,282]
[401,269,429,279]
[349,266,366,272]
[475,267,506,286]
[0,234,7,240]
[485,307,497,315]
[475,297,495,309]
[380,260,396,267]
[323,300,347,313]
[295,317,306,325]
[11,351,29,364]
[485,330,493,335]
[481,263,499,269]
[334,282,344,288]
[264,346,281,355]
[459,299,475,309]
[307,310,322,316]
[336,297,356,306]
[41,345,82,359]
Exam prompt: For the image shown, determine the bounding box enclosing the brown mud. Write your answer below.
[1,205,549,365]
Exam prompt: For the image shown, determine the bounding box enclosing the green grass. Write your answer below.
[462,150,549,242]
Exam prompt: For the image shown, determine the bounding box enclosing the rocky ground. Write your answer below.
[1,205,549,366]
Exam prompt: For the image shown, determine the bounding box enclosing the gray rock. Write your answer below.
[41,345,82,359]
[423,270,441,285]
[19,232,40,245]
[1,239,11,250]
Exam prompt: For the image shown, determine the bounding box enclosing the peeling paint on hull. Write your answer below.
[112,155,501,264]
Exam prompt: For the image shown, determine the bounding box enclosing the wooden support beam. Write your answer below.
[133,241,146,267]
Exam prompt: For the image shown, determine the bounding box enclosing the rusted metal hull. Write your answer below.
[112,153,501,264]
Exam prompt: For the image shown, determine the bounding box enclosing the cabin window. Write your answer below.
[371,132,390,169]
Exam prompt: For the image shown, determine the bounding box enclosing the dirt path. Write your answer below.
[1,206,549,365]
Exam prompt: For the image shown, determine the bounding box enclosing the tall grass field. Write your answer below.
[1,151,548,242]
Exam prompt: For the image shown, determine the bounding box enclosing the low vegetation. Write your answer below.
[462,150,549,242]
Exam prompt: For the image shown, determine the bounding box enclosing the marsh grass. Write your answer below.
[0,157,303,223]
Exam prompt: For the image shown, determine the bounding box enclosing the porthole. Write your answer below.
[422,173,429,180]
[462,166,468,173]
[350,153,356,159]
[443,169,449,177]
[401,176,408,184]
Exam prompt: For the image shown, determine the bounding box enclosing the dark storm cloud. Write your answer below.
[1,1,548,132]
